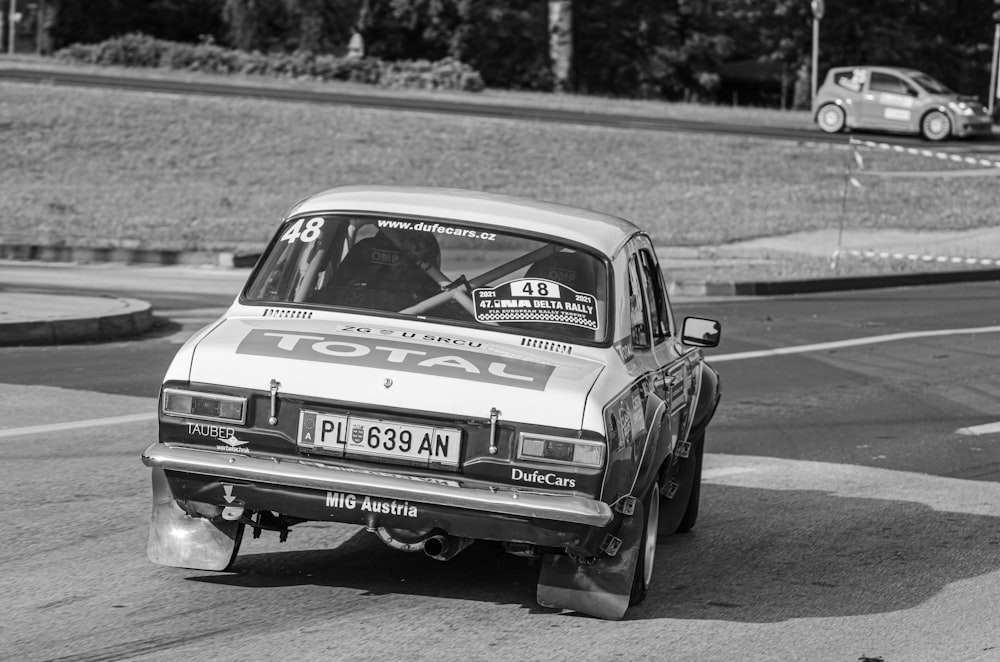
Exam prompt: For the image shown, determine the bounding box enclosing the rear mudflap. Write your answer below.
[535,500,643,620]
[147,467,244,571]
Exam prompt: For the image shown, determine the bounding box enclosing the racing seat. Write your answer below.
[316,231,442,311]
[526,250,599,295]
[522,250,602,340]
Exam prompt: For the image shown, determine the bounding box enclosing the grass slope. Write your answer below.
[1,63,997,282]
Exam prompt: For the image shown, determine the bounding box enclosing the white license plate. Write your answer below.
[298,411,461,467]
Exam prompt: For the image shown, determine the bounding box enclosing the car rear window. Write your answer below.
[243,214,611,344]
[833,69,866,92]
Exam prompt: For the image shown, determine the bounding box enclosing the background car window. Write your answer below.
[910,72,952,95]
[637,249,671,341]
[834,69,865,92]
[869,72,911,95]
[627,256,650,349]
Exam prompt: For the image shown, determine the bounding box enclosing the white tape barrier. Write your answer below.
[832,248,1000,267]
[848,137,1000,169]
[836,139,1000,265]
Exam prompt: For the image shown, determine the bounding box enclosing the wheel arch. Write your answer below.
[919,106,955,138]
[689,362,721,435]
[630,393,672,500]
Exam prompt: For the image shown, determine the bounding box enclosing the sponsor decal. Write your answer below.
[377,219,497,241]
[511,467,577,488]
[473,278,599,330]
[237,329,556,391]
[369,248,401,266]
[883,107,912,121]
[335,324,484,348]
[187,423,250,454]
[326,491,418,518]
[630,393,644,434]
[618,401,633,443]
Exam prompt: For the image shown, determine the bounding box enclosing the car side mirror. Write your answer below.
[681,317,721,348]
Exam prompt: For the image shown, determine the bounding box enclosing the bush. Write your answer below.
[54,33,484,92]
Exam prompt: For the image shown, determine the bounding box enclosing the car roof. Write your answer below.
[285,185,641,257]
[827,65,925,78]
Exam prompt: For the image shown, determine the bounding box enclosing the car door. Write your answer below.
[862,70,919,130]
[628,239,693,457]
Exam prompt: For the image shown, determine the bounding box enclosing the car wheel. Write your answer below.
[817,104,847,133]
[675,429,705,534]
[629,480,660,606]
[921,111,951,141]
[656,427,704,535]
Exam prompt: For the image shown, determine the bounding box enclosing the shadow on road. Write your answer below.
[185,482,1000,622]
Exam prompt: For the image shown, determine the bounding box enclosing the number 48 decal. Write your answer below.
[280,217,325,243]
[514,279,559,298]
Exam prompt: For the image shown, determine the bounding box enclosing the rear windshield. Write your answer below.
[244,214,610,344]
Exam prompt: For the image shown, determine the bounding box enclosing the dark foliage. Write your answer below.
[54,32,484,90]
[49,0,228,50]
[43,0,1000,105]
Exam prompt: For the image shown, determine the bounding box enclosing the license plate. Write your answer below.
[298,411,461,467]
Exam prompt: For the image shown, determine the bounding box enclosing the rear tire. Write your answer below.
[817,104,847,133]
[921,111,951,141]
[675,430,705,533]
[629,481,660,606]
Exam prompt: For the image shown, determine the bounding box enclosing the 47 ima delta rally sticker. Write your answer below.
[473,278,599,330]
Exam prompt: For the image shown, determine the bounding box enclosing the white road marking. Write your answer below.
[0,412,156,439]
[955,422,1000,436]
[710,325,1000,362]
[702,466,757,479]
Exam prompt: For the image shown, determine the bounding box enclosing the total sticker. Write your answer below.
[473,278,599,330]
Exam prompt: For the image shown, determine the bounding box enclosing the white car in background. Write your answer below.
[141,186,722,620]
[814,65,993,141]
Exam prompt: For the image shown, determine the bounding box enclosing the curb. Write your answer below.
[6,243,1000,300]
[0,244,261,269]
[0,296,155,346]
[670,266,1000,297]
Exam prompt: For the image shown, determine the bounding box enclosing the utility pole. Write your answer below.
[7,0,17,54]
[991,23,1000,119]
[810,0,824,112]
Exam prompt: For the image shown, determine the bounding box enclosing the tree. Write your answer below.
[451,0,551,89]
[548,0,572,91]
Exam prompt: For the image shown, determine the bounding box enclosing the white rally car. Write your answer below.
[142,186,721,620]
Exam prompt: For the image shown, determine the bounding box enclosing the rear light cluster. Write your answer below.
[162,388,247,425]
[517,433,604,468]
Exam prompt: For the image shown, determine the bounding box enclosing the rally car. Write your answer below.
[141,186,721,620]
[814,65,993,141]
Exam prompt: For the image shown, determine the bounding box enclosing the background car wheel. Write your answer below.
[629,480,660,606]
[921,111,951,141]
[817,104,846,133]
[675,429,705,534]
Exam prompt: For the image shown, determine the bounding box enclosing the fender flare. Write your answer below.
[629,394,671,499]
[689,362,721,435]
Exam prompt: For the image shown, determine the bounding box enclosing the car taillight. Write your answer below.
[162,388,247,425]
[517,433,604,468]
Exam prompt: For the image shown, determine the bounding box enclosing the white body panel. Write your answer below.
[175,309,607,429]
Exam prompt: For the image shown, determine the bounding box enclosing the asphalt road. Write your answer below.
[2,267,1000,661]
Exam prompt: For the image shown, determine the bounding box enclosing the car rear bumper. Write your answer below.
[142,443,614,533]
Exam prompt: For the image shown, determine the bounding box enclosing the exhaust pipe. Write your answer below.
[423,534,474,561]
